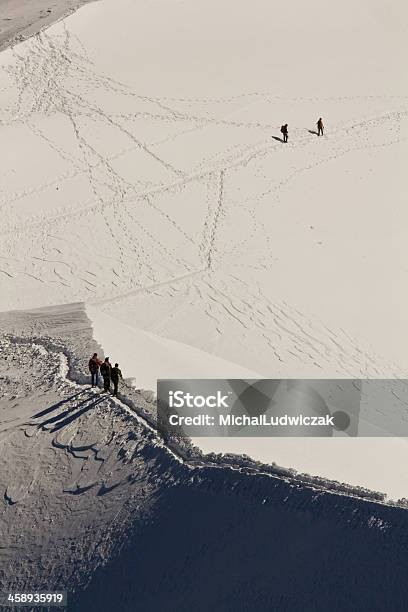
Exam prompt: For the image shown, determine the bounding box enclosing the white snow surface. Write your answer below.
[87,304,262,389]
[87,303,408,500]
[1,0,408,497]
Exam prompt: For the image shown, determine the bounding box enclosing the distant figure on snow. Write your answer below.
[317,117,324,136]
[100,357,112,392]
[88,352,102,387]
[111,363,123,397]
[280,124,288,143]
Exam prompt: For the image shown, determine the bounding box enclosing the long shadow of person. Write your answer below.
[33,389,92,419]
[272,136,285,143]
[308,130,319,136]
[51,396,107,432]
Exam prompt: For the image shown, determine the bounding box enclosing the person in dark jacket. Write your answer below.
[100,357,112,392]
[280,124,288,143]
[317,117,324,136]
[111,363,123,397]
[88,353,102,387]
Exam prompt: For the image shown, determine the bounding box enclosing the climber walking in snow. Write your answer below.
[100,357,112,392]
[317,117,324,136]
[89,352,102,387]
[111,363,123,397]
[280,124,288,143]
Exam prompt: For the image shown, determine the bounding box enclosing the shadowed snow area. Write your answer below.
[0,0,408,525]
[1,303,408,611]
[0,0,97,52]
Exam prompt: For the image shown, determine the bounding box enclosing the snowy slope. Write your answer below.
[86,303,408,500]
[0,0,406,375]
[0,0,407,496]
[1,304,408,612]
[87,305,261,390]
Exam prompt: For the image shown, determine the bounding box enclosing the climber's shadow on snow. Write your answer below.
[50,396,106,432]
[308,129,319,136]
[272,136,285,143]
[37,394,96,429]
[33,389,91,419]
[33,390,105,432]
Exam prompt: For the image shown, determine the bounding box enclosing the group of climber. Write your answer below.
[88,353,123,397]
[280,117,324,143]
